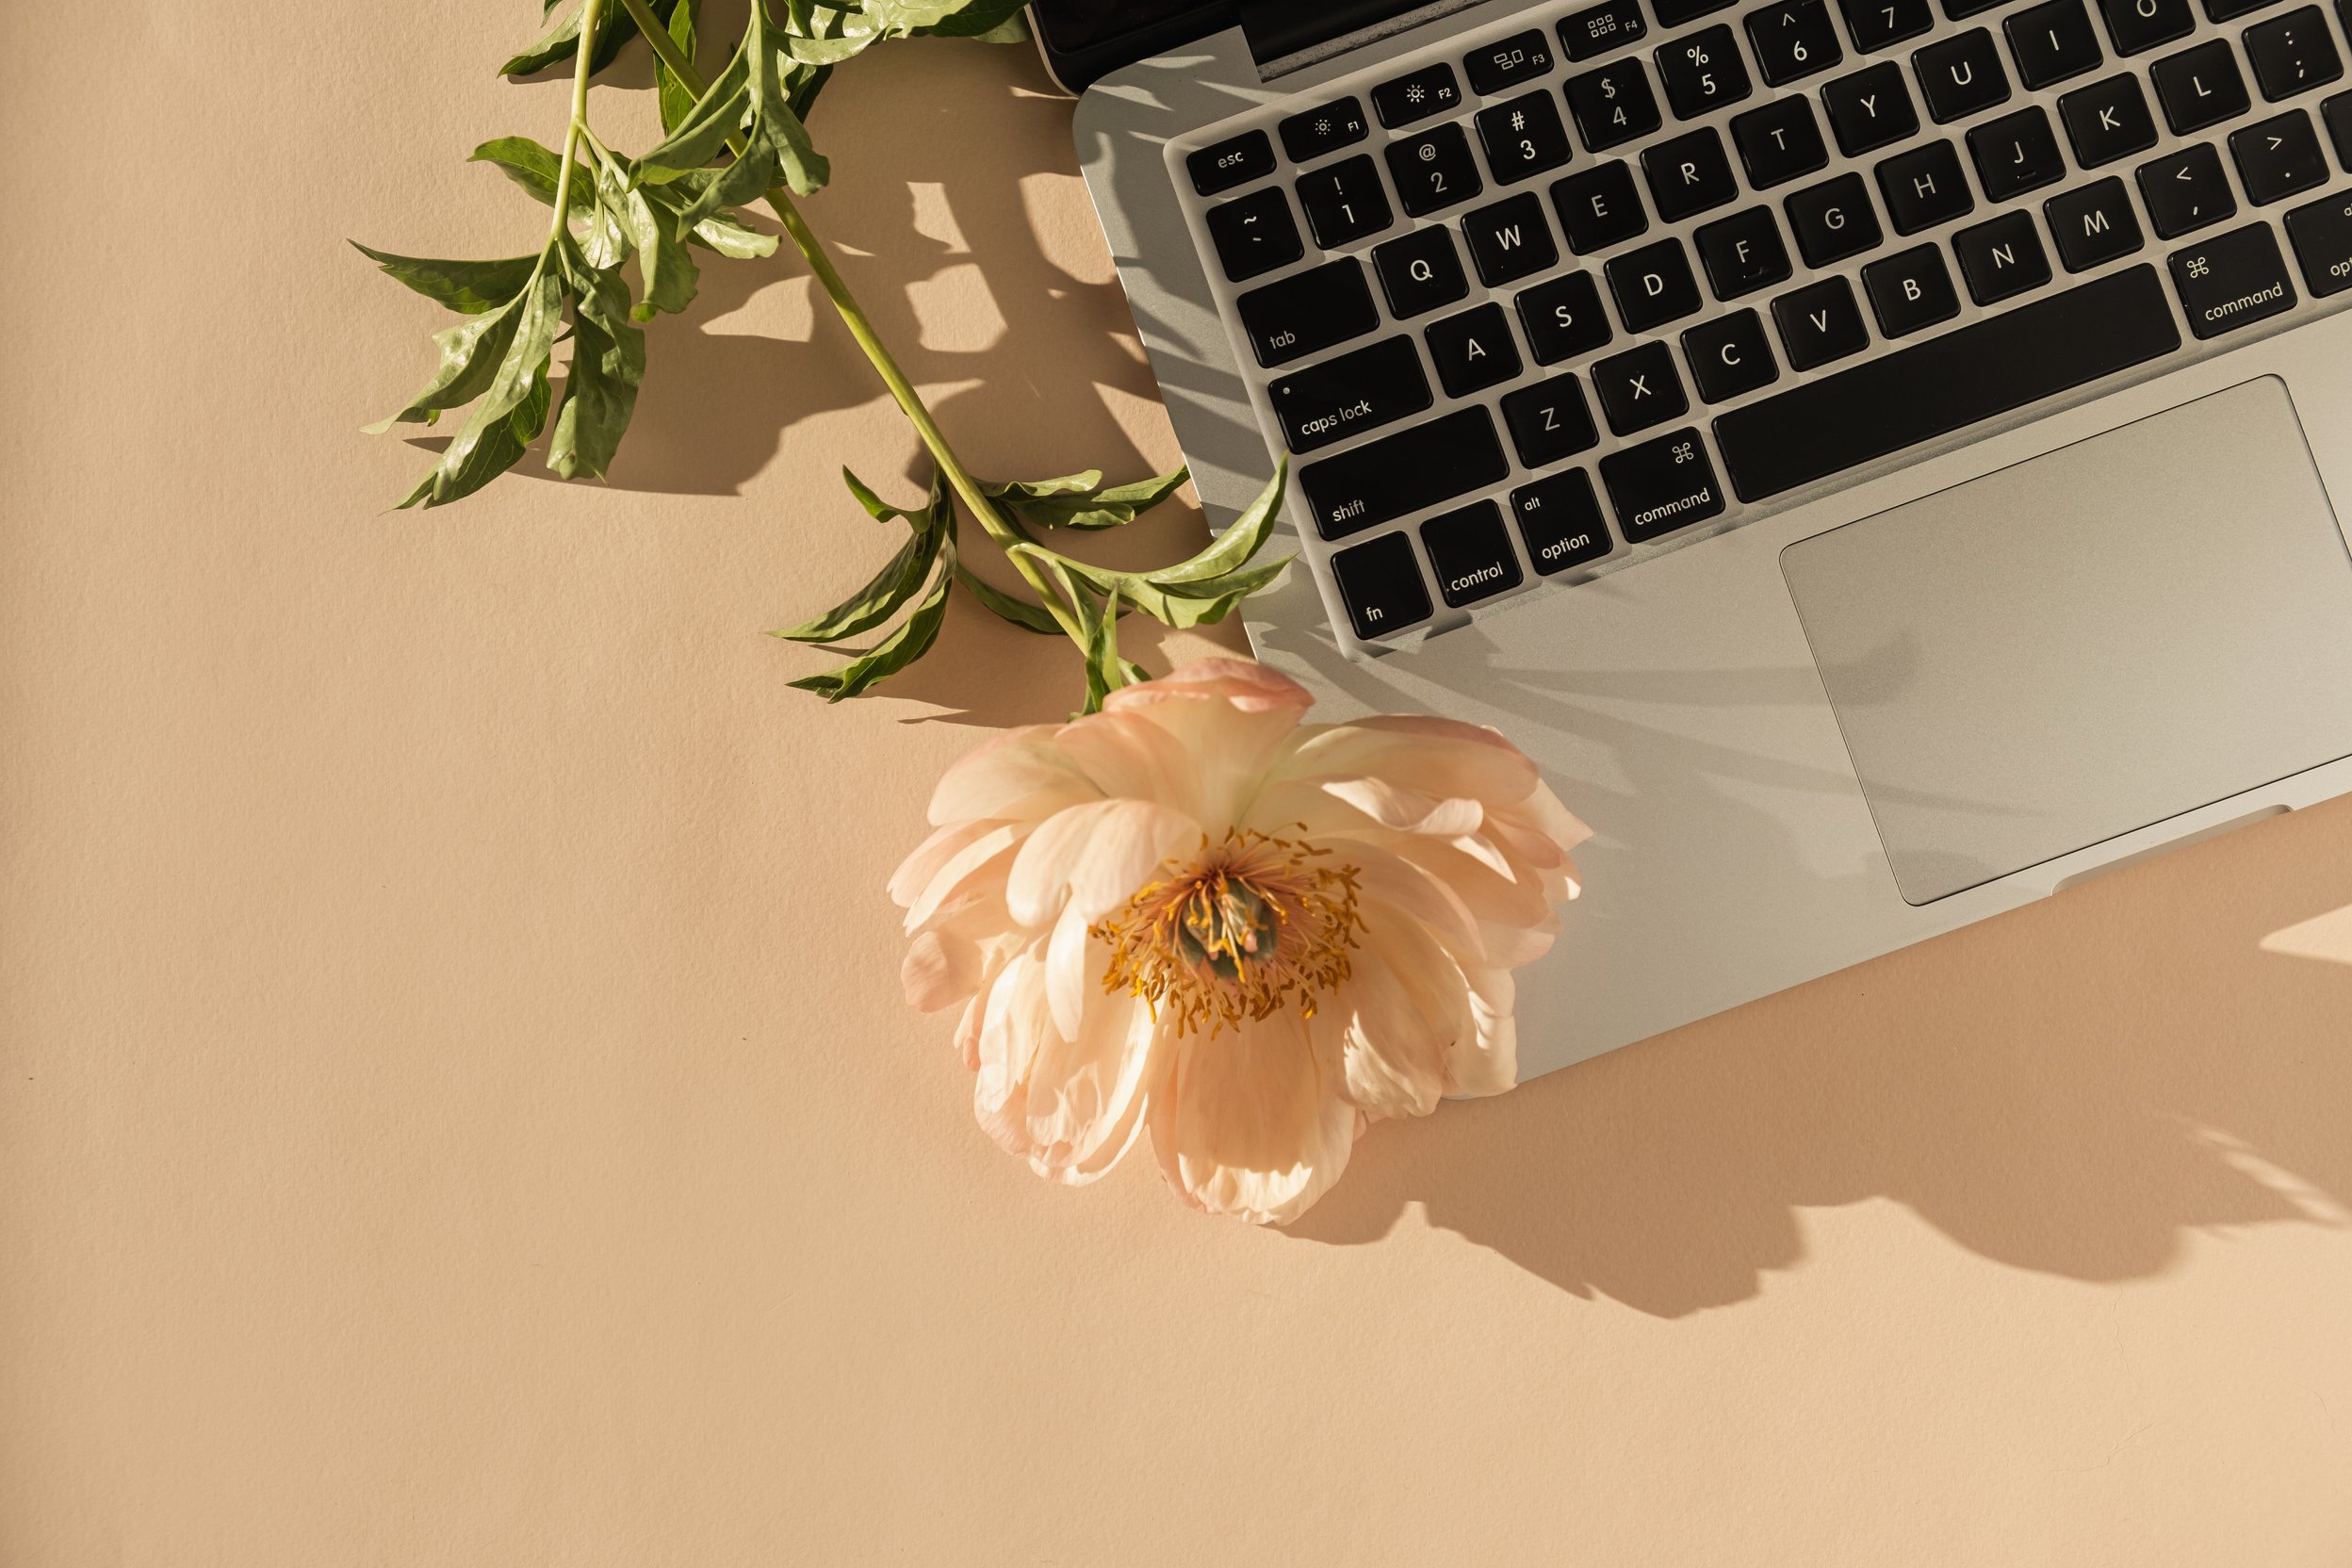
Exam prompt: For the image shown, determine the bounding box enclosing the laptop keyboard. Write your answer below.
[1172,0,2352,644]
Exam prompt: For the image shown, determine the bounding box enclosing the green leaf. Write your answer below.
[1146,456,1285,585]
[636,172,778,257]
[500,0,682,78]
[351,244,539,315]
[788,549,955,701]
[600,165,699,319]
[657,0,700,133]
[636,44,752,185]
[986,465,1189,531]
[953,564,1060,635]
[548,244,646,481]
[775,468,949,640]
[635,7,831,215]
[471,138,629,267]
[906,0,1033,38]
[397,267,565,509]
[365,280,536,432]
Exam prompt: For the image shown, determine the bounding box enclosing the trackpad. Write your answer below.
[1781,377,2352,905]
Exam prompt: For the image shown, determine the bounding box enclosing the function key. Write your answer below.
[1748,0,1846,86]
[1838,0,1935,52]
[1420,501,1527,608]
[1188,130,1275,196]
[1915,29,2013,122]
[2045,175,2147,268]
[1565,57,1663,150]
[2243,7,2344,102]
[1600,428,1726,542]
[2151,40,2250,134]
[1384,122,1485,216]
[2166,221,2297,336]
[1234,257,1380,366]
[1464,28,1558,95]
[1279,97,1371,163]
[1329,532,1433,639]
[1656,24,1754,118]
[2283,189,2352,296]
[1653,0,1737,24]
[1559,0,1649,62]
[2095,0,2194,56]
[1204,186,1302,281]
[2230,108,2330,204]
[1372,62,1463,128]
[1511,469,1614,575]
[2005,0,2105,89]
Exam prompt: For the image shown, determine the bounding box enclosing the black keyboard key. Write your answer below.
[1501,372,1602,465]
[2246,7,2343,99]
[1749,0,1846,85]
[1606,237,1705,330]
[1373,62,1464,128]
[1372,226,1471,318]
[1952,208,2054,300]
[2097,0,2194,52]
[2006,0,2104,87]
[2286,189,2352,293]
[1695,206,1795,297]
[1642,128,1740,221]
[1551,161,1651,252]
[1296,155,1394,248]
[1560,0,1650,62]
[2060,74,2159,165]
[1565,58,1664,151]
[1787,172,1886,264]
[1592,341,1690,433]
[1511,469,1614,572]
[1878,139,1977,231]
[1465,29,1559,95]
[2329,92,2352,166]
[1463,191,1562,284]
[1656,0,1737,24]
[1280,98,1372,163]
[1235,257,1379,366]
[1267,336,1434,453]
[1189,131,1276,196]
[1385,123,1484,217]
[1968,106,2067,198]
[1420,501,1526,607]
[1683,308,1782,400]
[1823,62,1922,154]
[1716,265,2179,499]
[2151,41,2249,134]
[2168,220,2298,335]
[1864,242,1964,333]
[1773,275,1873,367]
[1733,98,1832,187]
[2046,175,2147,267]
[1477,92,1576,184]
[1300,406,1510,539]
[1840,0,1936,50]
[1517,271,1616,361]
[1330,531,1433,637]
[1917,30,2013,122]
[1206,187,1303,282]
[1425,302,1524,395]
[1657,25,1754,118]
[1602,429,1727,540]
[2138,142,2238,234]
[2232,109,2331,202]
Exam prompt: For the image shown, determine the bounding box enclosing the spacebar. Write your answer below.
[1713,266,2181,503]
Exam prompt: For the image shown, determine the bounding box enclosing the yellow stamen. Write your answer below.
[1092,829,1363,1037]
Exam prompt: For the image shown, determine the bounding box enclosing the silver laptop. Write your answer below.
[1034,0,2352,1080]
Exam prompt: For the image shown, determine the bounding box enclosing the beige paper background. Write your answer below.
[5,6,2351,1562]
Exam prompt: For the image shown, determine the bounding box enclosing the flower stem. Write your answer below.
[547,0,609,250]
[612,0,1086,643]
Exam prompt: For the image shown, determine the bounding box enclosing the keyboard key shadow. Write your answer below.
[1284,796,2352,1316]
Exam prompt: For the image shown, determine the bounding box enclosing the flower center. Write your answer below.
[1093,830,1363,1037]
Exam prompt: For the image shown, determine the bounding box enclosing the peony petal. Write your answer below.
[1317,776,1486,838]
[1147,1010,1361,1225]
[972,944,1052,1159]
[1333,907,1468,1119]
[927,725,1102,827]
[1004,798,1200,930]
[904,825,1021,932]
[1022,946,1158,1180]
[1051,710,1205,824]
[1104,658,1315,828]
[1262,716,1538,808]
[1445,961,1519,1098]
[902,929,977,1013]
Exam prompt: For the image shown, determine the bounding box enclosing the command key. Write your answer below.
[2167,223,2298,340]
[1600,428,1727,542]
[2286,191,2352,299]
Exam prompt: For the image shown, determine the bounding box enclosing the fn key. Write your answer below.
[1331,532,1433,640]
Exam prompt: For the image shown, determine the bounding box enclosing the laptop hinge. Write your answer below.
[1239,0,1486,73]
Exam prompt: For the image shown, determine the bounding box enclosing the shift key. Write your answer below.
[1268,337,1433,453]
[1299,407,1510,539]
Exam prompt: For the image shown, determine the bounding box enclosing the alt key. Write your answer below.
[1510,470,1615,574]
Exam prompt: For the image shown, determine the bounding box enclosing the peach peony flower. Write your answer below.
[889,658,1590,1224]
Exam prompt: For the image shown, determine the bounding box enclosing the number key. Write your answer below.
[1384,123,1485,217]
[1749,0,1846,86]
[1295,155,1393,248]
[1838,0,1934,51]
[1205,187,1303,282]
[1476,91,1576,184]
[1565,57,1664,151]
[1657,24,1754,119]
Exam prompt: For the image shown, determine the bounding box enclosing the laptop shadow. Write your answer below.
[1285,796,2352,1316]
